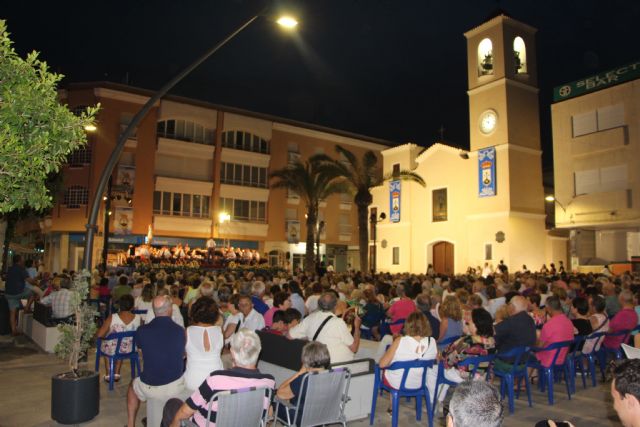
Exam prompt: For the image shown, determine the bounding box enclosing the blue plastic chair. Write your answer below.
[370,359,435,427]
[437,334,461,350]
[95,331,141,390]
[569,332,606,390]
[432,354,495,414]
[597,329,632,379]
[529,340,574,405]
[131,309,148,316]
[493,346,532,414]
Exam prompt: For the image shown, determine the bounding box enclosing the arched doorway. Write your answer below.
[433,241,454,275]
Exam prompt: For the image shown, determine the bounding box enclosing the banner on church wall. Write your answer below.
[389,180,401,222]
[286,220,300,244]
[478,147,496,197]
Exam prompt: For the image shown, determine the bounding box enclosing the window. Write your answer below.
[575,165,628,195]
[338,214,351,235]
[63,186,88,208]
[477,38,493,76]
[572,104,625,138]
[221,131,269,154]
[432,188,448,222]
[285,208,298,220]
[153,191,210,218]
[68,147,92,167]
[219,162,268,188]
[218,198,266,222]
[513,36,527,74]
[156,120,215,145]
[485,243,492,261]
[392,163,400,178]
[392,247,400,265]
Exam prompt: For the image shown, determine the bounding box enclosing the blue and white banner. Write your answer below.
[389,180,401,222]
[478,147,496,197]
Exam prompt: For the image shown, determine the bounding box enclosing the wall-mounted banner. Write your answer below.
[478,147,496,197]
[116,165,135,189]
[389,180,401,222]
[286,220,300,244]
[114,207,134,235]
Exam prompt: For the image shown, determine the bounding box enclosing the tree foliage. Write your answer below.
[270,155,349,272]
[0,20,97,213]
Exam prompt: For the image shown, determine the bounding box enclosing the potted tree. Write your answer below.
[51,270,100,424]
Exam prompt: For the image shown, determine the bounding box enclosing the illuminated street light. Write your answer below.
[545,195,555,202]
[84,124,97,132]
[219,212,231,224]
[276,16,298,29]
[82,9,298,269]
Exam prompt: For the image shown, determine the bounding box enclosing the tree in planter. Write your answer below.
[270,156,348,273]
[54,270,98,375]
[319,146,425,273]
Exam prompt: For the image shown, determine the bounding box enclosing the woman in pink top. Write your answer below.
[263,291,291,328]
[387,283,416,335]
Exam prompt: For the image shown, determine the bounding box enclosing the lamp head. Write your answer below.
[545,195,555,202]
[84,124,97,132]
[276,16,298,29]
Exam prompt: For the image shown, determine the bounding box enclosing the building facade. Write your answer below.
[551,61,640,270]
[38,83,390,273]
[370,14,567,274]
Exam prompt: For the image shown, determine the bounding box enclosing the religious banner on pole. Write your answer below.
[286,220,300,243]
[478,147,496,197]
[114,207,133,235]
[389,180,401,222]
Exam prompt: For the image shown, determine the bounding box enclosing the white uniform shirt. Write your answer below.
[289,311,354,363]
[145,304,184,327]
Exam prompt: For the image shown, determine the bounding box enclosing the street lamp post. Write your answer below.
[369,212,386,273]
[82,11,297,270]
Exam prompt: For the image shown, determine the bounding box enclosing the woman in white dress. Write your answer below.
[184,296,224,391]
[95,294,141,381]
[134,284,154,314]
[379,311,437,413]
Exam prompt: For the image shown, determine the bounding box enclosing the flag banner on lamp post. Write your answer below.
[389,180,401,222]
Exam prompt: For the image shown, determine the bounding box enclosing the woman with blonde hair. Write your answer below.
[438,296,463,343]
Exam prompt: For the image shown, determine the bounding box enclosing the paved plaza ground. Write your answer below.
[0,335,624,427]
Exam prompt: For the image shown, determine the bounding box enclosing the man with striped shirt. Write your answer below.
[163,329,275,427]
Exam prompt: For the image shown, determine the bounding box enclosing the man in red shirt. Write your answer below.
[603,290,638,350]
[536,296,574,367]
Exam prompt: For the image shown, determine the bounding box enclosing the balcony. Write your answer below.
[157,137,215,159]
[153,215,212,235]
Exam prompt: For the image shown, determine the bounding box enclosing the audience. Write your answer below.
[610,359,640,427]
[127,296,186,427]
[448,380,504,427]
[40,275,74,320]
[494,296,536,371]
[183,297,224,392]
[603,290,639,350]
[95,294,141,382]
[163,329,275,427]
[535,296,574,368]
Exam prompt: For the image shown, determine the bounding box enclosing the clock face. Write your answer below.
[479,110,498,134]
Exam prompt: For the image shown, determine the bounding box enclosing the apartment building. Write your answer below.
[551,60,640,270]
[39,82,390,272]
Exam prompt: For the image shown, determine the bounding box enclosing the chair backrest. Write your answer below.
[207,386,272,427]
[496,346,530,374]
[438,335,461,349]
[457,354,496,377]
[384,359,435,391]
[606,329,632,347]
[131,309,148,316]
[296,368,351,427]
[582,331,607,355]
[105,331,138,357]
[534,340,574,367]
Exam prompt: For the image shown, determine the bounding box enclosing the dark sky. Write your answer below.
[3,0,639,170]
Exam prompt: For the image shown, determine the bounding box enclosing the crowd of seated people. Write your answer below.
[4,255,640,426]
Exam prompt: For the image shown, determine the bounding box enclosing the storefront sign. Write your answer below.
[553,60,640,102]
[389,180,401,222]
[478,147,496,198]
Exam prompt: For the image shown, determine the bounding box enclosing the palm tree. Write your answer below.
[270,155,348,273]
[321,145,425,273]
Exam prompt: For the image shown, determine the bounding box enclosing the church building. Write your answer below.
[370,14,567,274]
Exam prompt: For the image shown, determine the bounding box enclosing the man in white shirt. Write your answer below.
[145,301,185,327]
[206,238,216,261]
[235,295,265,332]
[40,276,74,319]
[289,292,361,363]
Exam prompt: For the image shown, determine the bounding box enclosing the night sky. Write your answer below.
[3,0,639,171]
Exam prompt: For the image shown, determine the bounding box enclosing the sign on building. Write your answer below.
[478,147,496,197]
[389,180,401,222]
[553,60,640,102]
